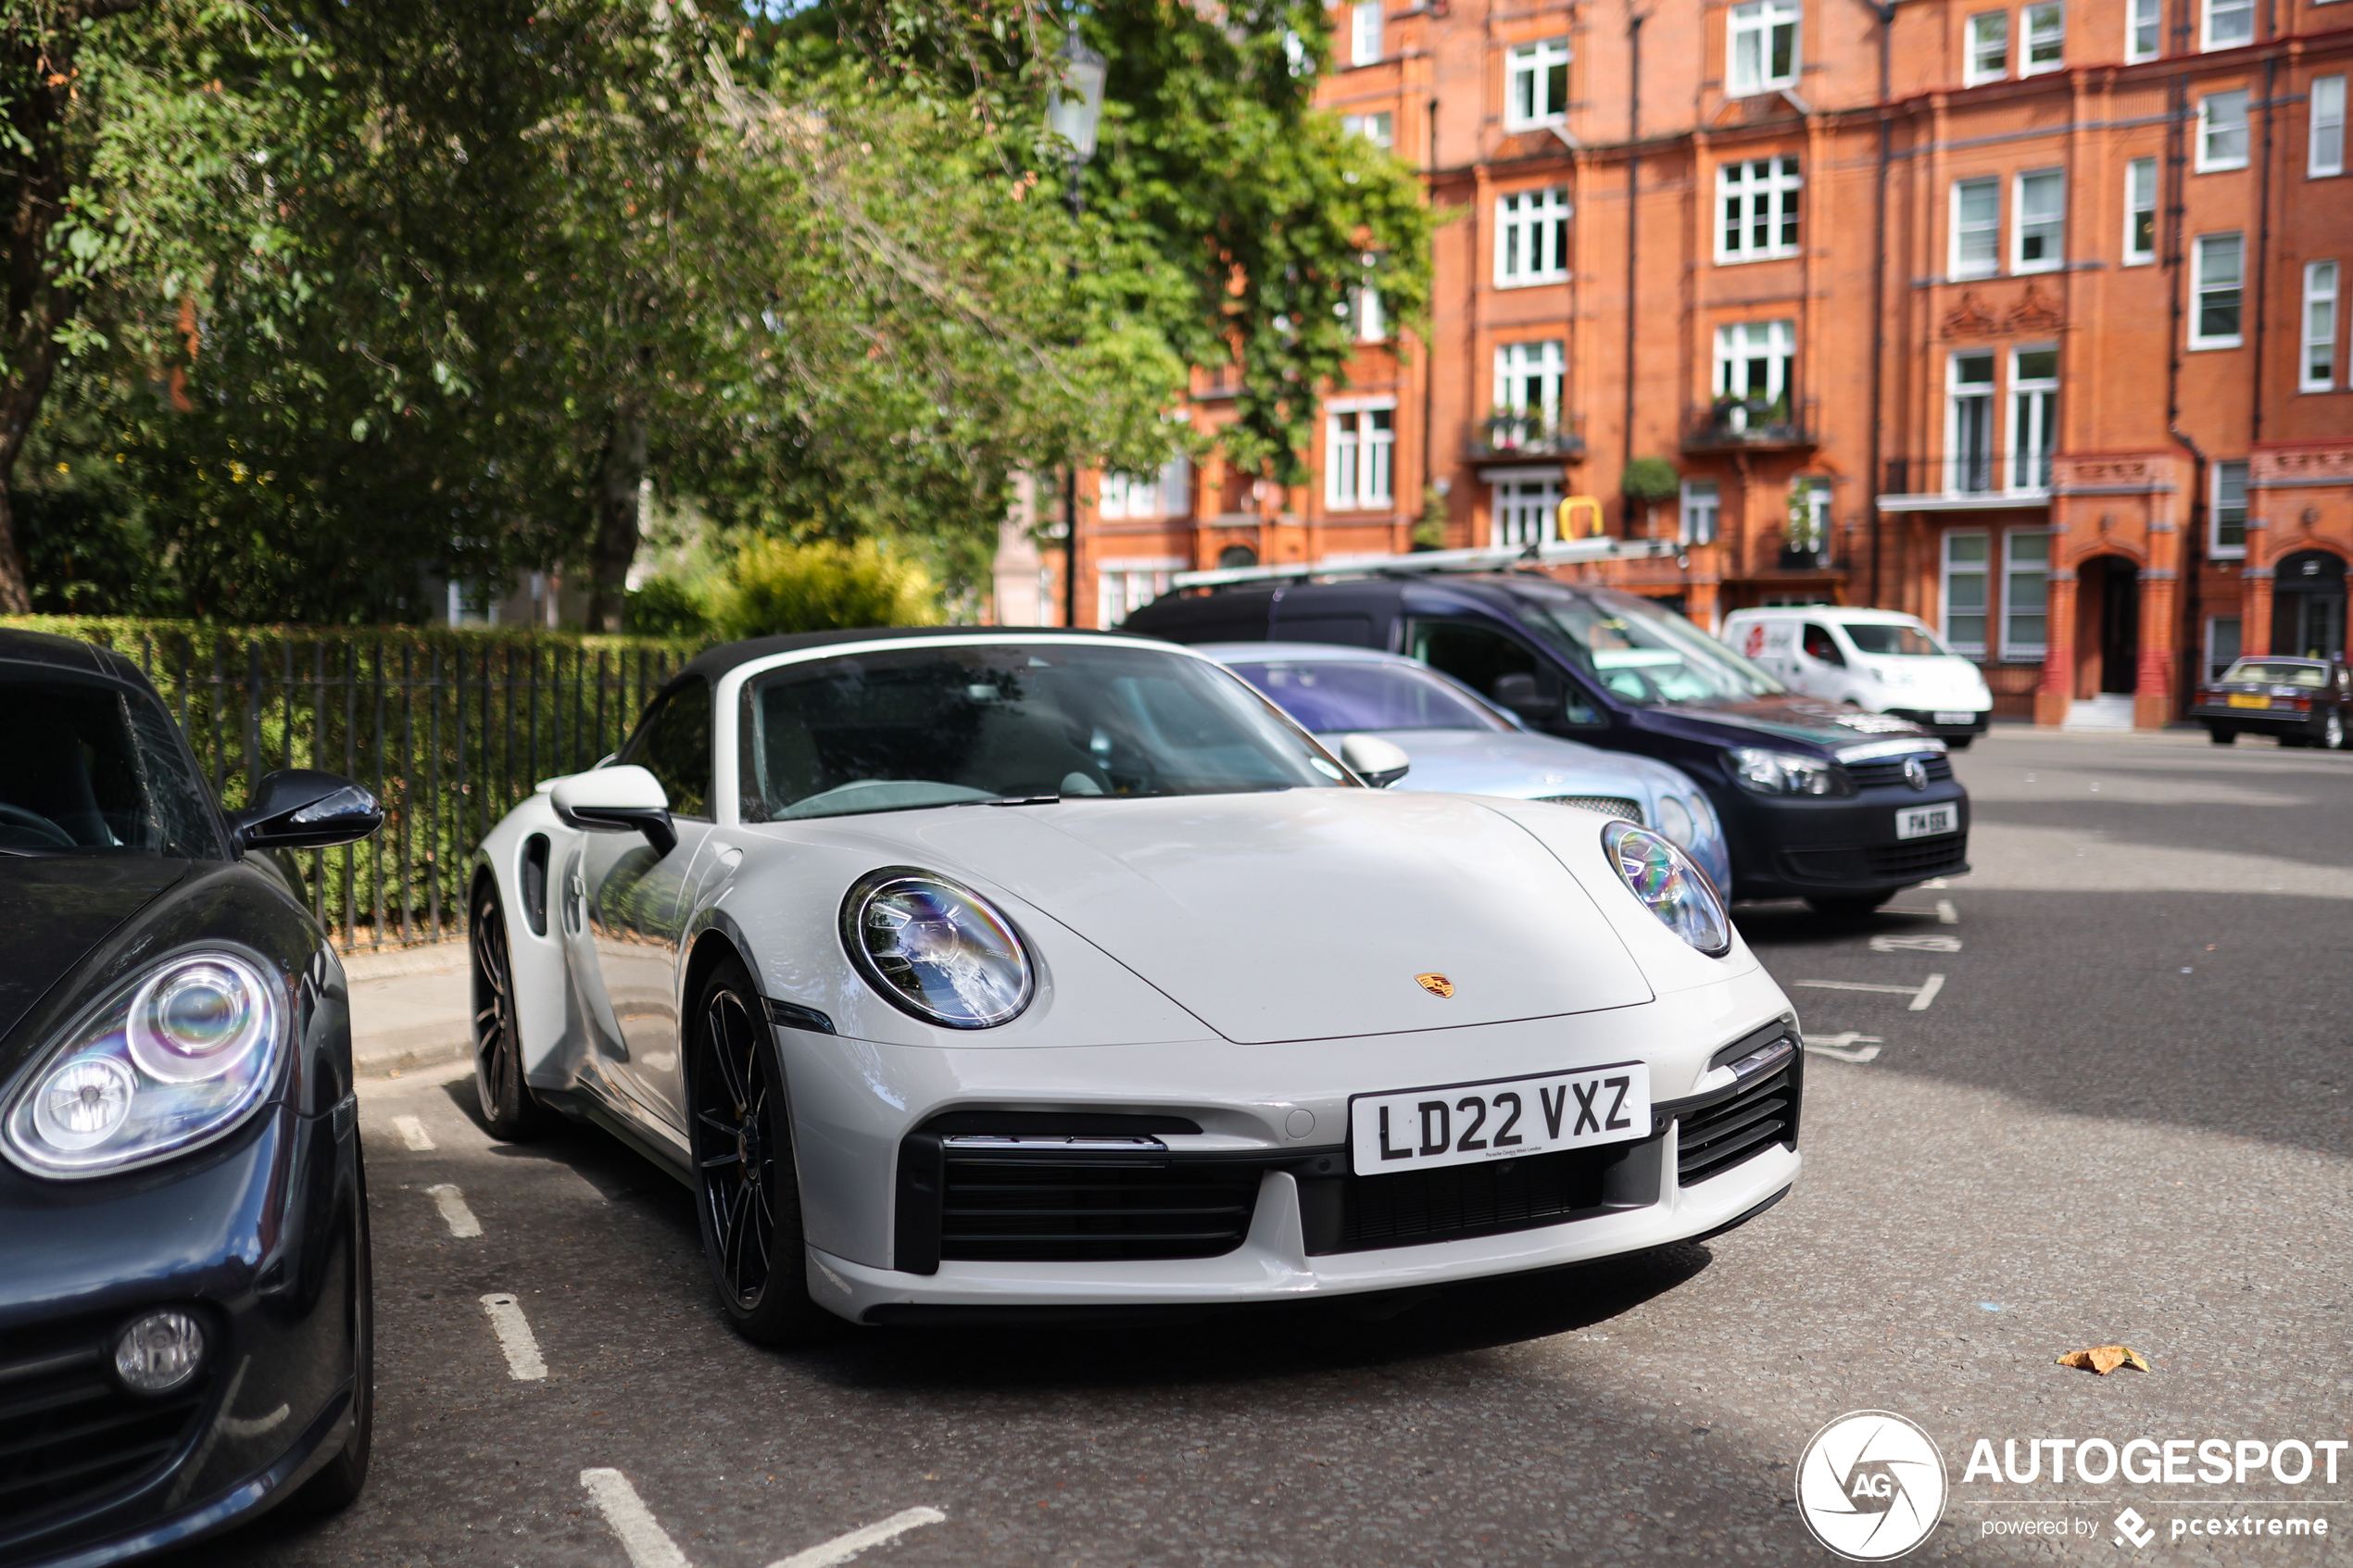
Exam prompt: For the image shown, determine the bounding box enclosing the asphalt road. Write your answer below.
[179,727,2353,1567]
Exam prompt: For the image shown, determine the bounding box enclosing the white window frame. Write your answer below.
[1712,320,1796,405]
[1493,340,1566,423]
[1716,157,1804,264]
[2200,0,2253,49]
[2191,232,2246,349]
[1490,472,1563,549]
[2127,0,2161,60]
[1680,480,1721,546]
[1098,454,1191,521]
[1325,399,1397,511]
[2007,345,2058,495]
[2012,169,2065,273]
[1946,349,1998,495]
[1353,283,1387,344]
[1350,0,1383,66]
[2022,1,2065,71]
[1941,531,1992,656]
[2124,157,2158,265]
[2000,530,2053,659]
[1097,558,1183,630]
[1341,111,1394,145]
[1727,0,1800,96]
[1505,40,1571,129]
[2197,89,2251,170]
[1965,10,2010,83]
[2303,260,2340,391]
[1951,176,2002,279]
[1494,188,1572,286]
[2313,75,2347,178]
[2209,459,2248,558]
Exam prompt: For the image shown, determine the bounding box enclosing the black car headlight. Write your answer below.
[1603,822,1733,956]
[1726,746,1851,797]
[3,948,288,1178]
[840,869,1034,1029]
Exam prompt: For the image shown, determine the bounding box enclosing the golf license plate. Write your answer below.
[2227,694,2271,709]
[1350,1063,1650,1177]
[1932,710,1976,725]
[1896,804,1957,839]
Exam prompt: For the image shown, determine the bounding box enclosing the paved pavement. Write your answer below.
[344,941,471,1078]
[187,727,2353,1566]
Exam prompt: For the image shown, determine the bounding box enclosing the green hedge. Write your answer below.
[4,619,709,951]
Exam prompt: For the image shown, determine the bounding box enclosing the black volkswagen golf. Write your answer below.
[0,631,382,1565]
[1127,573,1969,911]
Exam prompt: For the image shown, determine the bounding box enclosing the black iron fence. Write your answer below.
[8,619,706,952]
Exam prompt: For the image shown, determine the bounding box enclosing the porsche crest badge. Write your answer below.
[1414,972,1455,997]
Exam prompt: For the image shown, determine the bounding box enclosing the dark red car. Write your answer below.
[2191,656,2353,747]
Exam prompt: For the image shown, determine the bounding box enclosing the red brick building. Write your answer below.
[1031,0,2352,728]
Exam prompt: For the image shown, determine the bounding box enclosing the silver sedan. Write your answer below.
[1200,642,1733,894]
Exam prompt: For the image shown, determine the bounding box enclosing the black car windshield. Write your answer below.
[1223,659,1508,734]
[1843,623,1951,657]
[1510,587,1787,705]
[2221,659,2329,688]
[0,674,222,856]
[743,642,1349,821]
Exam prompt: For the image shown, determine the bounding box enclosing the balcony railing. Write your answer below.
[1881,453,2054,501]
[1683,396,1815,452]
[1466,408,1586,462]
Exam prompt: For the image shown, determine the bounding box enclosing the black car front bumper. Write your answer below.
[1719,785,1971,901]
[0,1098,362,1568]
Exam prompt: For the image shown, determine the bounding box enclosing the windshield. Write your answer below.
[0,674,222,857]
[2221,660,2329,688]
[1843,623,1951,658]
[1224,659,1508,734]
[1511,587,1788,706]
[742,643,1348,821]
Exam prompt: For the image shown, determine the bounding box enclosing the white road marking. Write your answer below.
[391,1115,435,1150]
[1803,1032,1883,1063]
[580,1469,693,1568]
[425,1183,483,1237]
[1911,973,1944,1010]
[479,1293,547,1381]
[1936,898,1959,925]
[1919,877,1952,889]
[1794,974,1945,1010]
[1869,935,1962,953]
[767,1507,949,1568]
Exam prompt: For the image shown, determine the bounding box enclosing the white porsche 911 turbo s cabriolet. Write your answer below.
[469,627,1803,1342]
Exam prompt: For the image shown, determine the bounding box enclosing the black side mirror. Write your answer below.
[1491,672,1560,721]
[229,770,384,854]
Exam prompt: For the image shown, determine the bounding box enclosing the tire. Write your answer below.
[472,881,556,1141]
[690,960,828,1347]
[1806,889,1898,917]
[2208,726,2237,746]
[288,1145,372,1515]
[2327,711,2347,751]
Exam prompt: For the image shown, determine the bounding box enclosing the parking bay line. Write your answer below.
[1794,973,1944,1010]
[769,1506,949,1568]
[390,1114,435,1151]
[424,1183,483,1237]
[1803,1032,1883,1063]
[580,1469,946,1568]
[479,1293,547,1381]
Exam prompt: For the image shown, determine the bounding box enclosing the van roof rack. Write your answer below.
[1167,536,1680,591]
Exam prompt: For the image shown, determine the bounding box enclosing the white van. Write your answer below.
[1722,607,1994,747]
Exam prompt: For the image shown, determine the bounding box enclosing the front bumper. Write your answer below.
[0,1100,362,1568]
[1718,785,1970,901]
[1884,707,1991,744]
[774,967,1802,1320]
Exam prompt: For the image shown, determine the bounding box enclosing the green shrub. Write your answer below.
[625,576,715,637]
[1620,456,1682,502]
[714,537,943,638]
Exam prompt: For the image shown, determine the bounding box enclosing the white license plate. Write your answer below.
[1349,1063,1651,1177]
[1932,710,1976,726]
[1897,804,1957,840]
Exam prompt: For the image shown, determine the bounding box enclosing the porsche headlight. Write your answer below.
[4,949,287,1178]
[841,870,1034,1029]
[1602,822,1732,957]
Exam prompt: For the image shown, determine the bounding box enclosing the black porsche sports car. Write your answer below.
[0,630,383,1567]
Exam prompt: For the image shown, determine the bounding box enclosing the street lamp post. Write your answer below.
[1047,28,1104,628]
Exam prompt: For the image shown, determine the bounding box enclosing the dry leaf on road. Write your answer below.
[2057,1345,2150,1375]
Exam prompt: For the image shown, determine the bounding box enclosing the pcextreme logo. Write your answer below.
[1796,1411,1951,1562]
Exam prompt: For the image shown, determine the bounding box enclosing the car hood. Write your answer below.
[878,790,1655,1044]
[1656,696,1930,750]
[0,858,191,1045]
[1325,728,1681,803]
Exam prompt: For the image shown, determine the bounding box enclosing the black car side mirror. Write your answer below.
[1491,672,1560,721]
[229,770,385,854]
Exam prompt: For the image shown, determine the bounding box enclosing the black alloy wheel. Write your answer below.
[472,881,553,1141]
[691,960,825,1346]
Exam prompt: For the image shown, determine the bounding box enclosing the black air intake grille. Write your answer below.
[0,1311,210,1535]
[1865,834,1969,878]
[937,1151,1262,1263]
[1845,753,1955,790]
[1675,1063,1799,1187]
[1299,1137,1661,1256]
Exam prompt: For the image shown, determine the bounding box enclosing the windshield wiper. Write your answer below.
[940,795,1063,809]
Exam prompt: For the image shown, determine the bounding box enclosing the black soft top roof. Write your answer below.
[674,625,1145,685]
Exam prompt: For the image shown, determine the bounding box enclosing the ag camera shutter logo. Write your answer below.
[1796,1411,1949,1561]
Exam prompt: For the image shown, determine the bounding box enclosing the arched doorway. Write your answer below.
[1217,545,1259,570]
[2271,550,2347,659]
[2076,555,2140,696]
